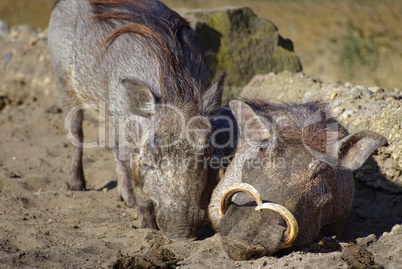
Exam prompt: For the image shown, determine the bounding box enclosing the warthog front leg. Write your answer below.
[112,124,136,207]
[135,188,158,229]
[130,158,157,229]
[112,152,136,208]
[62,97,86,191]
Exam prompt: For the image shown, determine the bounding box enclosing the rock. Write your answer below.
[356,234,377,247]
[309,237,341,253]
[240,71,402,193]
[390,224,402,235]
[241,71,318,102]
[177,7,302,103]
[341,243,382,269]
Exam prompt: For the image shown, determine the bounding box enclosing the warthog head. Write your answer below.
[208,99,387,260]
[121,75,225,239]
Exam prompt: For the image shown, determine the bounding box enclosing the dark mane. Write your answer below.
[88,0,207,105]
[244,99,347,153]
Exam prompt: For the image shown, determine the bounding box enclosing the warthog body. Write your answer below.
[48,0,224,239]
[209,100,387,260]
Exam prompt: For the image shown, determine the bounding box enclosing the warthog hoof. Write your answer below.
[67,181,86,191]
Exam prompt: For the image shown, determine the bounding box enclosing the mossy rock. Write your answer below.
[177,7,302,103]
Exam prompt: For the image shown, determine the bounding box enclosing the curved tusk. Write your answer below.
[255,203,299,249]
[219,183,263,218]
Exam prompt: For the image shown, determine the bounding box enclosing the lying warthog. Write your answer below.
[48,0,225,239]
[208,99,387,260]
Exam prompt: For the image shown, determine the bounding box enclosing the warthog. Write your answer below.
[208,99,387,260]
[48,0,225,239]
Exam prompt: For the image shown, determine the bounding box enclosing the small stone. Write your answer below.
[309,237,341,253]
[351,87,362,99]
[330,92,338,100]
[148,239,160,249]
[9,172,21,179]
[344,82,353,88]
[43,76,51,85]
[385,96,395,102]
[390,224,402,235]
[340,110,355,120]
[46,105,63,114]
[356,234,377,247]
[39,54,45,63]
[369,86,384,93]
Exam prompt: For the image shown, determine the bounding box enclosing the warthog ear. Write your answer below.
[121,78,155,117]
[229,100,274,141]
[201,72,225,116]
[334,131,387,170]
[313,131,387,170]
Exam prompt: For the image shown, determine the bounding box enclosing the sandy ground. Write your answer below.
[0,25,402,269]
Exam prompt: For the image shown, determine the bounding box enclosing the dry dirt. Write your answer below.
[0,13,401,269]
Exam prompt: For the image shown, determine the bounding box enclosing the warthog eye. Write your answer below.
[258,147,265,158]
[149,138,163,163]
[258,142,270,159]
[151,146,161,159]
[139,158,157,171]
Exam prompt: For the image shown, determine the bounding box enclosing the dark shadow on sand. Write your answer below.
[96,180,118,191]
[346,157,402,240]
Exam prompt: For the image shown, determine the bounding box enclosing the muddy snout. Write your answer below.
[157,208,206,240]
[218,183,298,259]
[221,235,266,260]
[220,204,288,260]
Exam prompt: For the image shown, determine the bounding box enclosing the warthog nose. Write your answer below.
[199,209,206,221]
[164,229,197,241]
[161,221,198,241]
[222,236,266,260]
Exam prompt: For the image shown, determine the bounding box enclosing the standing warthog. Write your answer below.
[48,0,225,239]
[208,99,387,260]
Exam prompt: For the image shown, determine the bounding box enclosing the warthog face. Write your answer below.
[122,76,225,239]
[133,106,211,239]
[209,100,387,260]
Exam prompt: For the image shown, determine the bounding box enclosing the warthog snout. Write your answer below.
[156,207,206,240]
[220,203,288,260]
[218,183,298,260]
